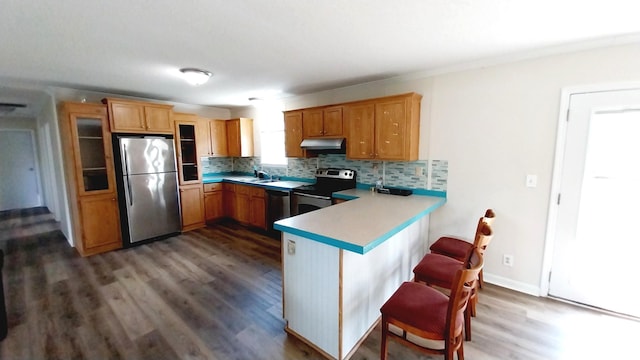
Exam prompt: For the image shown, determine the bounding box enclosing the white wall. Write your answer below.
[37,94,74,242]
[269,43,640,295]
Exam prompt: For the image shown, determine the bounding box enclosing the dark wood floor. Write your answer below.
[1,208,639,359]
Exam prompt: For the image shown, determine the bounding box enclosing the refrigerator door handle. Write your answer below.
[123,144,134,206]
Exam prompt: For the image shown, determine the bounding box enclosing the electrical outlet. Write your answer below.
[503,254,514,267]
[287,240,296,255]
[415,167,423,176]
[526,174,537,188]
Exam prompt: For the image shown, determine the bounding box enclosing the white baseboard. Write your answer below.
[483,273,541,297]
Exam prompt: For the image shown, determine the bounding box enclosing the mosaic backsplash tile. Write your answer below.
[201,157,233,174]
[430,160,448,191]
[202,155,447,190]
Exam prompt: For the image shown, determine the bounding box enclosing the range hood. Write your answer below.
[300,138,345,151]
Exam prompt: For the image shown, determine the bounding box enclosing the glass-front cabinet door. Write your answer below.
[68,107,115,196]
[173,115,202,185]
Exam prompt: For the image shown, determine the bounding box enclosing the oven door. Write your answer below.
[292,192,332,216]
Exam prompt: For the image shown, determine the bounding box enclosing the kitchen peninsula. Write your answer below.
[274,189,446,360]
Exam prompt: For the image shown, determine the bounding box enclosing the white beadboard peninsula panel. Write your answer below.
[283,233,340,359]
[340,216,429,357]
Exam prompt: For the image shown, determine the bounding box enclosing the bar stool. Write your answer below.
[380,249,483,360]
[429,209,495,287]
[412,222,493,340]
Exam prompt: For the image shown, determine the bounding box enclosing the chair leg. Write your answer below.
[457,342,465,360]
[464,307,472,341]
[380,318,388,360]
[445,345,455,360]
[470,295,477,317]
[478,269,484,288]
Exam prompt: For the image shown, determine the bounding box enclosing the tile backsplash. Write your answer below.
[202,155,447,191]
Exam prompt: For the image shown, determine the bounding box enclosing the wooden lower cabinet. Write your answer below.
[230,184,267,230]
[203,183,224,222]
[249,187,266,230]
[223,183,236,218]
[78,194,122,256]
[179,184,205,231]
[235,185,251,224]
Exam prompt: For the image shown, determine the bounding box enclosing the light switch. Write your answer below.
[526,174,537,188]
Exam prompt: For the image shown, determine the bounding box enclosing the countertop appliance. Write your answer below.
[113,135,181,246]
[292,168,356,215]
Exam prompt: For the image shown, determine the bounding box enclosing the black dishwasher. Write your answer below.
[266,189,291,238]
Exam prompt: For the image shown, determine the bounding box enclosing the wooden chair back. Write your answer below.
[461,221,493,266]
[447,249,484,349]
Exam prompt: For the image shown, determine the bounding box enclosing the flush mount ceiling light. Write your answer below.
[179,68,212,86]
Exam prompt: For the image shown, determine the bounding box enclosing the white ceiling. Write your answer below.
[2,0,640,115]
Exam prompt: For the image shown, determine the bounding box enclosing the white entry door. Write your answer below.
[549,89,640,317]
[0,129,41,211]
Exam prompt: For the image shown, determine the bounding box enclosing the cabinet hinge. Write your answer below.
[557,193,561,205]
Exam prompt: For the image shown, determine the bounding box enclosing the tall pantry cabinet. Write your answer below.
[59,102,122,256]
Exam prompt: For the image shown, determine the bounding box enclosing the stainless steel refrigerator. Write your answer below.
[114,135,181,246]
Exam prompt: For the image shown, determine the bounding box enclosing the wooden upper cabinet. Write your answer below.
[302,106,343,138]
[374,94,421,161]
[210,120,228,157]
[103,98,173,134]
[345,93,422,161]
[345,102,376,159]
[283,92,421,161]
[60,103,116,196]
[322,106,343,136]
[302,109,324,138]
[227,118,254,157]
[284,111,305,158]
[144,105,173,133]
[197,119,228,157]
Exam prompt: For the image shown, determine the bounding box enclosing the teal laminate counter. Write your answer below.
[202,173,311,191]
[274,189,446,254]
[277,189,446,360]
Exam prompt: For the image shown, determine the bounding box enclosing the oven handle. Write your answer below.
[293,192,331,200]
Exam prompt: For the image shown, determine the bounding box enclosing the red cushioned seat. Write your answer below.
[429,237,472,261]
[430,209,495,290]
[380,250,484,360]
[413,253,463,288]
[380,282,462,339]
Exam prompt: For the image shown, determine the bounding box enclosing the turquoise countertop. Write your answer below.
[274,189,446,254]
[202,172,312,191]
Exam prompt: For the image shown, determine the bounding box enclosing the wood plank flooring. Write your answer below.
[1,207,640,359]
